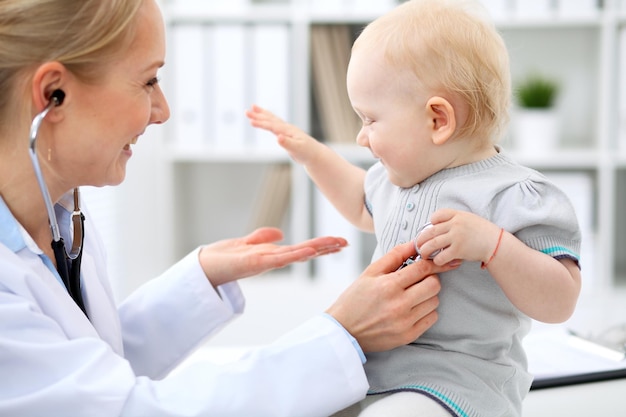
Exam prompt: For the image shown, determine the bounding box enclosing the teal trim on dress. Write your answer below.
[396,385,469,417]
[541,246,579,259]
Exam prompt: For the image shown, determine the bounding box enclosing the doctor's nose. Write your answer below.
[151,85,171,125]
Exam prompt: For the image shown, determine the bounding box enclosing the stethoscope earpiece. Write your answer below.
[49,89,65,106]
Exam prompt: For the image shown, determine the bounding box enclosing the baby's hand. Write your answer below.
[246,104,298,137]
[246,104,323,165]
[415,209,502,266]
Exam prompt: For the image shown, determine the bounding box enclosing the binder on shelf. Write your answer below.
[555,0,599,18]
[248,164,292,231]
[297,0,393,13]
[212,24,248,151]
[511,0,554,19]
[246,24,292,232]
[298,0,351,13]
[250,23,291,152]
[619,28,626,154]
[310,25,361,144]
[477,0,511,20]
[346,0,394,13]
[171,24,209,150]
[170,0,250,12]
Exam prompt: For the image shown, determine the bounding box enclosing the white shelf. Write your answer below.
[506,148,603,170]
[164,4,396,24]
[494,16,603,29]
[165,146,291,163]
[164,4,292,22]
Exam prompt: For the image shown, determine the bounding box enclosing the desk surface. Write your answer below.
[523,288,626,416]
[523,377,626,417]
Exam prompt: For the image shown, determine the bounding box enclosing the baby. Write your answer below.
[247,0,581,415]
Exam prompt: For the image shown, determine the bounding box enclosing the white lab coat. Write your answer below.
[0,194,368,417]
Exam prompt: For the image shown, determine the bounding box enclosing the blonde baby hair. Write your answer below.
[353,0,511,143]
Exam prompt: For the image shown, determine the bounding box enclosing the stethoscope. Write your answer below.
[28,89,88,317]
[398,222,443,270]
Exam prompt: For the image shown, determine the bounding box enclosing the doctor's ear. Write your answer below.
[425,96,456,145]
[31,61,69,116]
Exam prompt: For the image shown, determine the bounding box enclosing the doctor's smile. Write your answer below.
[123,136,140,156]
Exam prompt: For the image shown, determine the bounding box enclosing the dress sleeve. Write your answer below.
[488,173,582,266]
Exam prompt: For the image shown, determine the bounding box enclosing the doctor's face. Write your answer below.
[57,0,170,189]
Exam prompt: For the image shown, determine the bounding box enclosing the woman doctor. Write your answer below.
[0,0,451,416]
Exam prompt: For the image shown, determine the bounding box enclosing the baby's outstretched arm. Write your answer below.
[246,105,373,232]
[416,209,581,323]
[246,105,317,165]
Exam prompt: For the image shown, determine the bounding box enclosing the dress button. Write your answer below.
[402,220,408,230]
[412,185,420,193]
[406,202,415,211]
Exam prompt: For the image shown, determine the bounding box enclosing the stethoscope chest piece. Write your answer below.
[398,222,442,270]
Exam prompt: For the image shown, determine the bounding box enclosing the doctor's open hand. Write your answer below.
[198,227,347,287]
[326,240,459,353]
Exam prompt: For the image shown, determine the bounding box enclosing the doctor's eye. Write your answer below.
[146,77,161,88]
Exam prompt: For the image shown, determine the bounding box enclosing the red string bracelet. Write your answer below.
[481,227,504,269]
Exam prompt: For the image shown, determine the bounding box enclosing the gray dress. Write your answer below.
[363,150,581,417]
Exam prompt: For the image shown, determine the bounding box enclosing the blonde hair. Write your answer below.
[354,0,511,143]
[0,0,143,118]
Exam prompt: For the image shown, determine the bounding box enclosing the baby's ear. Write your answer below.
[426,96,456,145]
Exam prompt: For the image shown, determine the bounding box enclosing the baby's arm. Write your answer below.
[246,105,373,232]
[416,209,581,323]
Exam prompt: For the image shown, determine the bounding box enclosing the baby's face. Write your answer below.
[347,48,446,187]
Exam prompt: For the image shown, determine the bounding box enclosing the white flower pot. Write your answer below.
[513,109,560,155]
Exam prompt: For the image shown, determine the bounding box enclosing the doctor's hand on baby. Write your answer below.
[327,239,459,352]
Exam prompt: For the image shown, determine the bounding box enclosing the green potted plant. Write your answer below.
[516,74,559,108]
[513,73,560,155]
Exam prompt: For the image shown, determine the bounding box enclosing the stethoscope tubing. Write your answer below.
[28,100,63,244]
[28,96,87,316]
